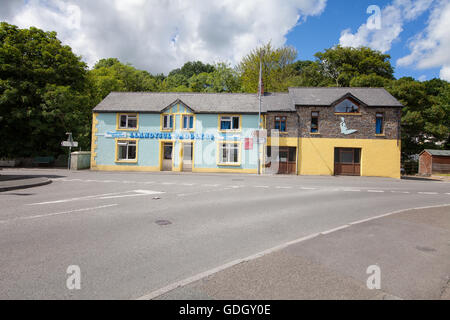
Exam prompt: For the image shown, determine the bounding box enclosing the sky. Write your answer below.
[1,0,449,81]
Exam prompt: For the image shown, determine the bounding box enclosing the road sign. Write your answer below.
[61,141,78,147]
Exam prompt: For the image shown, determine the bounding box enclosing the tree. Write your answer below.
[387,77,450,156]
[168,61,215,79]
[0,22,89,157]
[289,60,334,87]
[237,42,298,93]
[350,74,390,87]
[314,46,394,87]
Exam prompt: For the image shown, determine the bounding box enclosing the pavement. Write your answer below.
[0,172,53,192]
[156,205,450,300]
[0,168,449,299]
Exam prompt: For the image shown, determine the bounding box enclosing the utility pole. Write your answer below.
[257,53,262,175]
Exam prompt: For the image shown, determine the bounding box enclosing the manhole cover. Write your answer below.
[416,246,436,253]
[155,220,172,226]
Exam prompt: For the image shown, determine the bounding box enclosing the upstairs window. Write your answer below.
[220,116,240,131]
[119,114,138,129]
[182,115,194,130]
[376,112,384,134]
[274,116,287,132]
[311,112,319,133]
[162,114,174,130]
[335,99,360,114]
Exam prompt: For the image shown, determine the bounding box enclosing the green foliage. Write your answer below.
[238,42,298,93]
[387,77,450,156]
[169,61,215,79]
[314,45,394,87]
[0,22,89,158]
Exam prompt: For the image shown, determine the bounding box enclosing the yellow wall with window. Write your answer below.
[298,138,401,179]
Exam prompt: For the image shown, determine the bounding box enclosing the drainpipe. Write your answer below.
[296,110,301,176]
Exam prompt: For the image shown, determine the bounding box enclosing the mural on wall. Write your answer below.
[340,117,358,135]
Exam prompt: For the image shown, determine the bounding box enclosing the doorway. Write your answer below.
[162,142,173,171]
[182,142,193,172]
[277,147,297,175]
[334,148,361,176]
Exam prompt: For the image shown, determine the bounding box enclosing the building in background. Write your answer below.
[419,150,450,176]
[91,88,403,178]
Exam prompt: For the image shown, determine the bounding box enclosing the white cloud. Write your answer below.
[397,0,450,81]
[0,0,327,74]
[339,0,433,53]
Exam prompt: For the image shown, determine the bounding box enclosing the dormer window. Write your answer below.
[335,99,360,114]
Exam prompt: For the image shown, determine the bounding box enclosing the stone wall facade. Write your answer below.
[266,105,401,140]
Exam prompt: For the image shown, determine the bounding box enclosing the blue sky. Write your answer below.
[1,0,449,81]
[286,0,441,80]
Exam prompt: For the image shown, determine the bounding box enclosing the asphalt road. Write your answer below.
[0,169,449,299]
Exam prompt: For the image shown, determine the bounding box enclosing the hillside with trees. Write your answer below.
[0,22,448,160]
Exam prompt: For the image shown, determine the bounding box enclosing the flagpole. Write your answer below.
[257,54,262,175]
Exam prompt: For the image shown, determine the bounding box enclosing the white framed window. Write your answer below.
[219,143,240,165]
[162,114,174,130]
[117,140,137,161]
[182,115,194,130]
[220,116,240,131]
[119,114,138,129]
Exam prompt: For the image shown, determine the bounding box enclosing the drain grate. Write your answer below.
[155,219,172,226]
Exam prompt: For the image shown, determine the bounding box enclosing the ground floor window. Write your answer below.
[219,142,240,165]
[117,140,137,162]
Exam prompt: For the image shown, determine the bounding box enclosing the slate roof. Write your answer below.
[93,88,403,113]
[93,92,262,114]
[288,87,403,107]
[421,149,450,157]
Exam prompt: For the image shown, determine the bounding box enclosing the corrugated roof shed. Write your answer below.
[422,149,450,157]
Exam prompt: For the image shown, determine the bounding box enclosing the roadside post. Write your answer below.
[61,132,78,170]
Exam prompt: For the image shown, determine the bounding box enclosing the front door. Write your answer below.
[277,147,297,175]
[182,142,193,172]
[334,148,361,176]
[162,142,173,171]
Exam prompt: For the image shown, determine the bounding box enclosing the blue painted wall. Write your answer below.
[94,103,260,171]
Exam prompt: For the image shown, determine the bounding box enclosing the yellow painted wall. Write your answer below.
[298,138,401,179]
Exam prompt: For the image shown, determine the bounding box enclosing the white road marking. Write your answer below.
[418,192,438,195]
[133,190,165,195]
[276,186,292,189]
[27,190,164,205]
[367,190,384,193]
[321,225,350,235]
[0,204,118,224]
[300,187,317,190]
[255,186,269,189]
[27,192,129,205]
[343,189,361,192]
[136,202,450,300]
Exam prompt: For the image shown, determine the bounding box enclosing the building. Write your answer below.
[419,149,450,176]
[91,87,403,178]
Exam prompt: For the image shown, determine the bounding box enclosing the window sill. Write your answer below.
[115,160,138,164]
[310,132,321,135]
[375,134,386,137]
[219,130,242,133]
[116,127,139,131]
[161,128,174,132]
[218,163,241,167]
[335,113,362,116]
